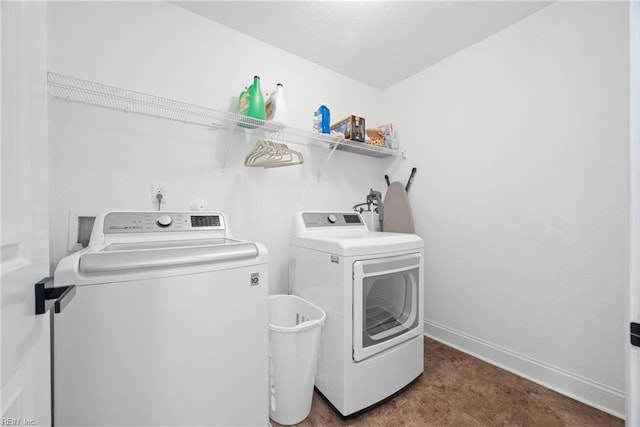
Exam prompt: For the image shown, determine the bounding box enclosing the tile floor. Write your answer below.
[274,337,624,426]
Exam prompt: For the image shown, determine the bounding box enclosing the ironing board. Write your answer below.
[383,181,415,233]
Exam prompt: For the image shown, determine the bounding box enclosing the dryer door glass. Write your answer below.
[353,253,422,362]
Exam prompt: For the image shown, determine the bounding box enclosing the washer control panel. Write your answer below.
[103,212,224,234]
[302,212,364,228]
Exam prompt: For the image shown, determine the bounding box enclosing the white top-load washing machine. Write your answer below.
[290,211,424,417]
[53,211,268,426]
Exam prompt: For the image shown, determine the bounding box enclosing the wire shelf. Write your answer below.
[47,72,286,132]
[47,72,403,160]
[281,127,402,159]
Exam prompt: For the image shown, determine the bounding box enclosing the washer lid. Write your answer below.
[78,239,259,274]
[290,231,423,256]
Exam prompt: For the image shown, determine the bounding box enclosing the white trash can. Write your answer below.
[268,294,326,425]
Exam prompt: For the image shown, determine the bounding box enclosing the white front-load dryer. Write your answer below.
[290,211,424,417]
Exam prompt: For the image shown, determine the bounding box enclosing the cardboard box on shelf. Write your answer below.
[330,115,365,142]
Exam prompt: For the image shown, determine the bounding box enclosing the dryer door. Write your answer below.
[353,253,422,362]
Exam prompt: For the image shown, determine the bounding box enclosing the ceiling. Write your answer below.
[175,1,552,90]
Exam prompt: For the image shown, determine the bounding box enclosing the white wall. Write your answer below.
[47,1,395,293]
[385,1,628,416]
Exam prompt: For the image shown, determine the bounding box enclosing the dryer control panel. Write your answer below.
[302,212,364,228]
[103,212,225,234]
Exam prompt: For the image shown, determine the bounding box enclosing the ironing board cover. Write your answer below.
[383,181,415,233]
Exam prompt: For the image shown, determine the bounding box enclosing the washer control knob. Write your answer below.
[156,215,173,228]
[327,214,338,224]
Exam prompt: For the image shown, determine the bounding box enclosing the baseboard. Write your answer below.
[424,319,625,419]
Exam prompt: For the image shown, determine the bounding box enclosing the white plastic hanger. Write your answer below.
[244,140,303,168]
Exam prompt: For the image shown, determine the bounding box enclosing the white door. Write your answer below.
[352,252,422,362]
[1,2,50,426]
[629,2,640,426]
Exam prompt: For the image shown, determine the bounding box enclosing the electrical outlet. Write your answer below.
[151,183,167,205]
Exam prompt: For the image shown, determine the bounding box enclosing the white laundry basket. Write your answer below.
[268,294,326,425]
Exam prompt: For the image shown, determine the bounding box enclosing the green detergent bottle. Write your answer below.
[246,75,266,120]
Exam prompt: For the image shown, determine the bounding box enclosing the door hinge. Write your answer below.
[632,322,640,348]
